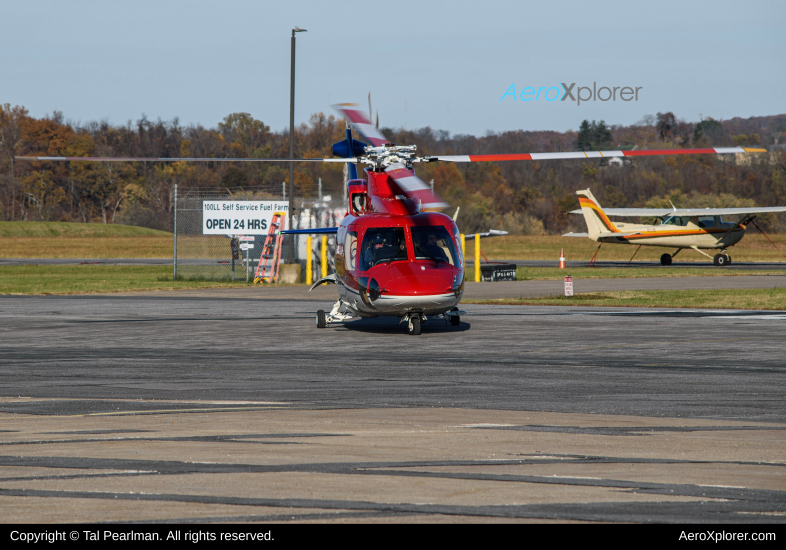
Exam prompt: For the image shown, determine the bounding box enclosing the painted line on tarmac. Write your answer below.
[63,405,293,417]
[709,314,786,320]
[0,433,350,447]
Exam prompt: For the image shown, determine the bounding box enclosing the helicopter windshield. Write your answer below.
[411,226,458,267]
[361,227,408,269]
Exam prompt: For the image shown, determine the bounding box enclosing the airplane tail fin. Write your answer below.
[576,189,618,239]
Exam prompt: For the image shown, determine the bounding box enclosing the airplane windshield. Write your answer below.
[411,226,458,267]
[361,227,408,269]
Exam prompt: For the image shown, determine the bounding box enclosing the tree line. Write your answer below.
[1,104,785,233]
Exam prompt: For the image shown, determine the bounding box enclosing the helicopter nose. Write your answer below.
[383,265,458,296]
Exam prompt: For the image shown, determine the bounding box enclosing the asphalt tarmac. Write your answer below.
[1,294,785,523]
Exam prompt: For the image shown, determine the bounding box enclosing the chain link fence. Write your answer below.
[174,185,344,282]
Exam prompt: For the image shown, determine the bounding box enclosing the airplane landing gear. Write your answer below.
[713,253,728,266]
[660,253,672,266]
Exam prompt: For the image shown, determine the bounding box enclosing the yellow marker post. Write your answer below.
[321,235,328,282]
[475,233,481,282]
[306,235,313,285]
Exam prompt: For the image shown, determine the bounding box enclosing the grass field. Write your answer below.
[0,221,170,237]
[462,265,786,282]
[464,288,786,310]
[0,264,783,307]
[2,222,786,308]
[0,221,172,258]
[3,222,786,262]
[0,265,254,295]
[472,234,786,263]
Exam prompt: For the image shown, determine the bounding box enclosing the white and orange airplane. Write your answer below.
[565,189,786,266]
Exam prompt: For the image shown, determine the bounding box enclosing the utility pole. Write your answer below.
[288,26,307,262]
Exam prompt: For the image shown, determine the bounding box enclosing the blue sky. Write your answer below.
[2,0,784,136]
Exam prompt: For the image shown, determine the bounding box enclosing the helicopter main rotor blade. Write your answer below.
[385,163,448,209]
[15,156,355,163]
[332,103,389,147]
[428,147,767,163]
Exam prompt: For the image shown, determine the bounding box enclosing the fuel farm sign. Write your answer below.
[202,201,288,235]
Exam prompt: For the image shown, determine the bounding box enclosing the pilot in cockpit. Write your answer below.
[418,232,449,263]
[364,233,387,267]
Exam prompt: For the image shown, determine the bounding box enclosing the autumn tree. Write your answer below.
[576,120,612,151]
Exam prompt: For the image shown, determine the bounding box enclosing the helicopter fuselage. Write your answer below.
[331,169,464,318]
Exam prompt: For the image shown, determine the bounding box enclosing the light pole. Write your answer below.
[288,26,306,263]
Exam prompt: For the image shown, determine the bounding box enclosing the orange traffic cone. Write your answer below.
[559,248,566,269]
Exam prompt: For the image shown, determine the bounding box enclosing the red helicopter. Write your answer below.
[18,104,766,335]
[282,104,765,334]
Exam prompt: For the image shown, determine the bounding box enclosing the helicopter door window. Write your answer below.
[411,226,458,267]
[345,230,358,271]
[361,228,408,270]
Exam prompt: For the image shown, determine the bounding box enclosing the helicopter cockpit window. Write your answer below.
[361,228,408,270]
[411,226,458,267]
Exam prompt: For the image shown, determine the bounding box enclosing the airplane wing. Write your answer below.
[569,207,673,217]
[464,229,509,239]
[569,206,786,217]
[671,207,786,216]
